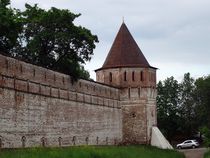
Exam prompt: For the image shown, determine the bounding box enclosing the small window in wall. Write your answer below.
[72,136,76,145]
[44,72,47,80]
[124,71,127,81]
[96,136,99,145]
[138,87,141,98]
[109,72,112,82]
[21,136,26,148]
[132,71,135,81]
[41,137,46,147]
[85,137,89,145]
[20,64,23,73]
[58,137,62,147]
[131,112,136,118]
[153,73,156,82]
[140,71,144,81]
[62,77,65,85]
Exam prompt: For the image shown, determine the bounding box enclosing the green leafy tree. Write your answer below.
[0,0,22,54]
[179,73,196,136]
[0,1,98,80]
[157,74,210,142]
[157,77,181,141]
[194,75,210,128]
[200,126,210,147]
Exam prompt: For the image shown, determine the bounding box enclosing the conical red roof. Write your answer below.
[96,23,153,71]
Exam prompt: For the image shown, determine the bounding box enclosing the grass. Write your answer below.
[0,145,185,158]
[204,149,210,158]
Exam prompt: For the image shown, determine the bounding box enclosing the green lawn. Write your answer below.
[0,146,184,158]
[204,149,210,158]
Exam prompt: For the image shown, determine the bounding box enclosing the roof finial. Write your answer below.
[122,16,125,23]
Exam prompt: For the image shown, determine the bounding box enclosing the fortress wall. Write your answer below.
[0,54,122,148]
[0,54,119,100]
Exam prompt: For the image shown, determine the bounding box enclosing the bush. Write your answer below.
[204,150,210,158]
[200,126,210,147]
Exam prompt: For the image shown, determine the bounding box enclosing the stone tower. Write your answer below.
[95,22,157,144]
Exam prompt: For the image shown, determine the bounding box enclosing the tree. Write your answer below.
[179,73,196,136]
[0,0,22,54]
[157,73,210,142]
[157,77,181,141]
[0,1,98,80]
[200,126,210,147]
[194,75,210,128]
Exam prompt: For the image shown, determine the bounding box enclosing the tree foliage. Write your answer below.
[179,73,196,136]
[200,126,210,147]
[0,0,22,53]
[194,75,210,128]
[0,0,98,80]
[157,77,181,140]
[157,73,210,142]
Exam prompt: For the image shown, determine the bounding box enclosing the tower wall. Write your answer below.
[96,68,156,88]
[96,67,157,144]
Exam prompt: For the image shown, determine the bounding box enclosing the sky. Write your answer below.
[11,0,210,82]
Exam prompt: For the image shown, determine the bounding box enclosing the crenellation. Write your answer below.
[3,76,14,89]
[59,89,68,100]
[51,87,59,98]
[14,79,28,92]
[40,85,51,97]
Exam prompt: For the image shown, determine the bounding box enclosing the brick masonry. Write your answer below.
[96,67,157,144]
[0,53,157,148]
[0,54,122,148]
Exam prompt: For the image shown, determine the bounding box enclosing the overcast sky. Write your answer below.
[11,0,210,81]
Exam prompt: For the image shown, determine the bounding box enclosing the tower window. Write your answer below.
[132,71,135,81]
[128,88,131,98]
[109,72,112,82]
[124,71,127,81]
[140,71,144,81]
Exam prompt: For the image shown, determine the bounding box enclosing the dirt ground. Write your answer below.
[179,148,208,158]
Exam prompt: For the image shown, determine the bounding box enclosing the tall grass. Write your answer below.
[0,145,185,158]
[204,149,210,158]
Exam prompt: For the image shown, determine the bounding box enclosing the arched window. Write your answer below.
[132,71,135,81]
[124,71,127,81]
[41,137,46,147]
[58,137,62,147]
[85,137,89,145]
[138,87,141,97]
[72,136,76,146]
[96,136,99,145]
[109,72,112,82]
[140,71,144,81]
[62,77,65,84]
[21,136,26,148]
